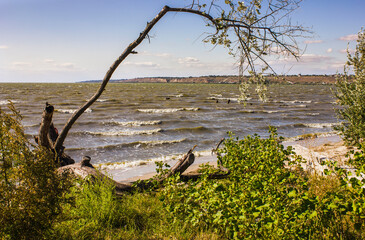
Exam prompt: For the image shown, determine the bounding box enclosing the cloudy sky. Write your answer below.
[1,0,364,82]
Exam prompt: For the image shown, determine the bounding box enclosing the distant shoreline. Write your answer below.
[81,74,338,85]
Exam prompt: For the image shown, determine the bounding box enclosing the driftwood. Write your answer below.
[58,147,230,193]
[35,103,75,166]
[58,156,135,193]
[164,145,197,179]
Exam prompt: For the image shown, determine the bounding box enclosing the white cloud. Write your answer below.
[272,54,330,65]
[12,62,31,67]
[123,61,160,68]
[59,63,75,69]
[155,53,172,58]
[329,61,345,69]
[44,59,56,63]
[339,48,356,54]
[303,40,323,44]
[339,34,358,41]
[178,57,200,64]
[326,48,333,53]
[0,45,9,49]
[299,54,330,63]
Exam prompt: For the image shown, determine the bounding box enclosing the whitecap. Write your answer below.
[111,120,162,126]
[56,108,92,114]
[86,128,162,136]
[278,100,312,104]
[302,123,340,128]
[0,100,20,105]
[137,108,199,113]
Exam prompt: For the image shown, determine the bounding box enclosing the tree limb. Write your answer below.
[53,2,308,153]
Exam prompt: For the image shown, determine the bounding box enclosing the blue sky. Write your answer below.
[1,0,364,82]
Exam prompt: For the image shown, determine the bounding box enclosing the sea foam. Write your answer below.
[56,108,92,114]
[110,120,162,126]
[86,128,162,136]
[137,108,200,113]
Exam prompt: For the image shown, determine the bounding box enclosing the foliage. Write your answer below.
[0,102,72,240]
[334,29,365,147]
[160,127,365,239]
[162,128,321,239]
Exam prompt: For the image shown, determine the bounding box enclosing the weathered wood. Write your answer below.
[165,145,196,178]
[58,148,230,193]
[57,157,134,193]
[37,103,75,166]
[38,102,54,149]
[180,165,230,181]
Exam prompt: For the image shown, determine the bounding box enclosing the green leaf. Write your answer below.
[309,211,317,219]
[288,190,297,198]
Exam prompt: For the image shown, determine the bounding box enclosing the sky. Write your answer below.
[0,0,364,83]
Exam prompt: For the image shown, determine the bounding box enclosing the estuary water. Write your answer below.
[0,83,339,169]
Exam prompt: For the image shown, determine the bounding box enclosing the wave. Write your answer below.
[215,107,237,110]
[207,96,240,102]
[280,122,340,129]
[0,100,20,105]
[97,152,189,171]
[165,126,209,133]
[101,138,186,150]
[137,108,200,113]
[301,123,340,128]
[56,108,92,114]
[239,109,285,114]
[277,100,312,104]
[306,113,320,116]
[85,128,162,136]
[110,120,162,126]
[283,131,339,142]
[68,138,186,152]
[96,149,213,171]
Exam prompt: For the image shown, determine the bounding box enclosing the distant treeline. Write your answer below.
[81,74,339,84]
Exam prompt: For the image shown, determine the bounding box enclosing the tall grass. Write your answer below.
[52,175,218,239]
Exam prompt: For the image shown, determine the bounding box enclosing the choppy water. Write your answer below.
[0,83,339,167]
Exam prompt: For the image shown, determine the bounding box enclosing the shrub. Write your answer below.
[334,29,365,147]
[0,102,72,240]
[161,128,321,239]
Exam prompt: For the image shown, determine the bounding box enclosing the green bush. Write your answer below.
[161,128,365,239]
[0,103,72,240]
[161,128,322,239]
[334,29,365,147]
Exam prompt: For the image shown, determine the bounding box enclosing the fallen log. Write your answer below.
[58,156,134,193]
[58,147,230,194]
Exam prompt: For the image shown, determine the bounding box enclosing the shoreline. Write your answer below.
[103,133,345,182]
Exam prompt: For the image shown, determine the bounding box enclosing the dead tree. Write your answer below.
[35,102,74,166]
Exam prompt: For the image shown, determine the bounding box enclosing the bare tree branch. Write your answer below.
[53,1,309,155]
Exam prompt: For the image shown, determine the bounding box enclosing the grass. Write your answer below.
[51,177,219,240]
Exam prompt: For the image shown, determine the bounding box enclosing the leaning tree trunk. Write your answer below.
[52,5,219,156]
